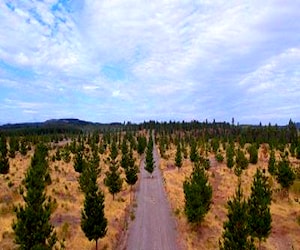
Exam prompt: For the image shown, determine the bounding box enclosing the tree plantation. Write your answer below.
[0,119,300,249]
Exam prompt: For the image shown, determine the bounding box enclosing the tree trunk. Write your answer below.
[96,239,98,250]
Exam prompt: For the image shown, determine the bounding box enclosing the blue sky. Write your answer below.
[0,0,300,125]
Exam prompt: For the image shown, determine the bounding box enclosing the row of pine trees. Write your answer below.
[0,131,152,250]
[0,118,299,249]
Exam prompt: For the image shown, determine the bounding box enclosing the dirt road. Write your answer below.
[125,143,180,250]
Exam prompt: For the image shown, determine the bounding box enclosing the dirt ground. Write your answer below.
[160,145,300,250]
[125,144,182,250]
[0,146,134,250]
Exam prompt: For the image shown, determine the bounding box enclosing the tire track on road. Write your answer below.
[125,140,180,250]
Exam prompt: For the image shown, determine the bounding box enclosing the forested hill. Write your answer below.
[0,118,299,144]
[0,118,123,136]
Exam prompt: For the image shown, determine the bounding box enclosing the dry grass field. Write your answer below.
[0,143,140,250]
[1,139,300,250]
[160,145,300,250]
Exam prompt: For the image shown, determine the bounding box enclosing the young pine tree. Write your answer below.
[81,161,107,250]
[0,135,9,174]
[276,158,296,197]
[137,135,147,155]
[268,150,276,175]
[144,136,155,177]
[189,140,199,163]
[74,150,86,173]
[183,164,212,226]
[13,144,57,249]
[9,136,19,158]
[125,149,138,196]
[248,169,272,248]
[219,182,256,250]
[248,143,258,164]
[104,162,123,200]
[121,139,129,170]
[20,139,28,156]
[175,142,182,171]
[226,144,235,170]
[235,149,249,171]
[110,139,118,163]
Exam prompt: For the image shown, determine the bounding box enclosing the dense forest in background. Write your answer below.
[1,118,299,148]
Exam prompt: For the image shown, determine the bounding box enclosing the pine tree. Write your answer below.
[189,139,198,163]
[125,149,138,197]
[144,136,155,177]
[137,135,147,155]
[219,182,256,250]
[276,158,295,196]
[248,143,258,164]
[175,142,182,171]
[80,152,100,194]
[236,148,249,170]
[13,144,57,249]
[121,138,129,156]
[104,162,123,200]
[74,150,86,173]
[20,139,28,156]
[183,164,212,225]
[0,135,9,174]
[182,141,188,159]
[9,136,19,158]
[81,161,107,250]
[248,169,272,248]
[110,139,118,163]
[121,139,129,170]
[268,150,276,175]
[226,144,235,170]
[211,138,220,153]
[159,136,166,158]
[235,148,248,176]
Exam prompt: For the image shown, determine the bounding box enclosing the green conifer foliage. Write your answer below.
[0,135,9,174]
[110,139,118,163]
[175,142,182,171]
[137,135,147,155]
[219,182,256,250]
[81,160,107,250]
[248,143,258,164]
[74,150,86,173]
[248,169,272,247]
[189,140,199,163]
[268,150,276,175]
[125,149,138,193]
[9,136,19,158]
[226,144,235,170]
[104,162,123,200]
[144,136,155,176]
[183,164,212,225]
[13,144,57,250]
[276,158,296,194]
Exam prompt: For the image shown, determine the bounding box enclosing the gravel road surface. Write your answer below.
[125,143,180,250]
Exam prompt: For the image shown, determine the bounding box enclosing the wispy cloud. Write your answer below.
[0,0,299,124]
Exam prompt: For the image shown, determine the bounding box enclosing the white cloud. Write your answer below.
[0,0,299,124]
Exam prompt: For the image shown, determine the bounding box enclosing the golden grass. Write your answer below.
[0,146,137,250]
[159,145,300,250]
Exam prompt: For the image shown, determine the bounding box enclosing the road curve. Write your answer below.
[125,142,180,250]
